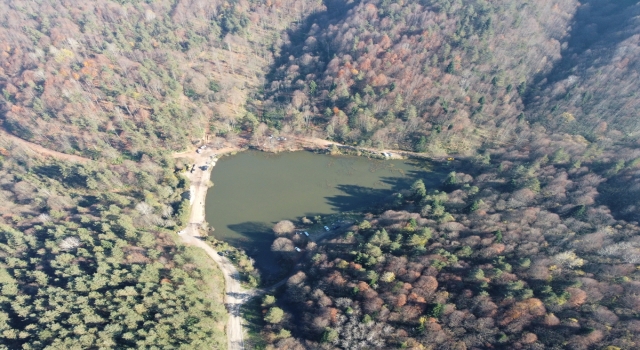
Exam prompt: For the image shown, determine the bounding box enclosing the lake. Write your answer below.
[205,150,437,274]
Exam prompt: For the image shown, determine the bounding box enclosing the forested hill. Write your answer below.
[244,0,640,349]
[262,0,578,154]
[0,0,321,158]
[0,0,321,348]
[256,0,640,223]
[527,0,640,140]
[258,152,640,349]
[2,0,640,349]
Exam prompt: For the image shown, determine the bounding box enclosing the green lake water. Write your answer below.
[205,150,437,273]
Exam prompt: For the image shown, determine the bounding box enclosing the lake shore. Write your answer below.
[175,141,248,350]
[172,135,439,350]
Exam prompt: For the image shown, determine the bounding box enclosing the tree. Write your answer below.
[262,295,276,307]
[359,220,372,230]
[445,61,455,74]
[243,112,259,130]
[411,179,427,199]
[309,80,318,95]
[415,136,428,152]
[321,327,338,343]
[494,230,503,243]
[273,220,295,236]
[380,272,395,283]
[408,233,428,248]
[444,172,457,187]
[553,251,585,269]
[271,237,295,259]
[369,229,391,246]
[429,303,444,319]
[265,307,284,324]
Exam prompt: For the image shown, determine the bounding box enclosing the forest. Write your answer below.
[0,0,319,347]
[252,0,640,349]
[259,140,640,349]
[1,0,640,348]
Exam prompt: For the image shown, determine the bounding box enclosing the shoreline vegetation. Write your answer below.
[0,0,638,346]
[174,135,432,348]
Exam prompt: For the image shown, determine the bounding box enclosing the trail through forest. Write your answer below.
[176,143,251,350]
[0,129,90,163]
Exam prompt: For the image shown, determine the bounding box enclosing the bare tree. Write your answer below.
[273,220,295,236]
[271,237,295,258]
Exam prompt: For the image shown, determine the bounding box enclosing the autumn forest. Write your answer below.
[1,0,640,349]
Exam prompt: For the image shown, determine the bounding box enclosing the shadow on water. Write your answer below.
[325,184,392,212]
[224,172,438,276]
[326,175,413,212]
[226,221,273,245]
[226,221,282,275]
[208,152,445,278]
[325,169,444,212]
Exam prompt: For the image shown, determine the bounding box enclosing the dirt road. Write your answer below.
[176,143,253,350]
[179,231,253,350]
[0,129,90,163]
[293,136,419,159]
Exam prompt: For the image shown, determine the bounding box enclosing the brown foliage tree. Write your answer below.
[273,220,295,236]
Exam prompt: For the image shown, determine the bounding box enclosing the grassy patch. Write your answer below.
[241,295,269,349]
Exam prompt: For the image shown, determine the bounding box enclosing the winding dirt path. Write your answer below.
[293,135,433,160]
[175,143,252,350]
[179,231,252,350]
[0,129,90,163]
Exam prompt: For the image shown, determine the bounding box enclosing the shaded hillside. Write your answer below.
[261,0,577,155]
[522,0,640,223]
[527,0,640,140]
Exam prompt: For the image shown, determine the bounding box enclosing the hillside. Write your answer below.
[523,0,640,224]
[0,0,320,348]
[0,0,321,158]
[257,141,640,349]
[2,0,640,348]
[527,0,640,141]
[260,0,578,155]
[241,1,640,349]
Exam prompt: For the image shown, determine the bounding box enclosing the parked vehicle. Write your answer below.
[324,226,330,231]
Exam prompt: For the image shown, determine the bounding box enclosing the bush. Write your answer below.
[264,307,284,324]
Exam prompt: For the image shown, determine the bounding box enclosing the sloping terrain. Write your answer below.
[261,0,577,155]
[524,0,640,223]
[2,0,640,349]
[527,0,640,140]
[256,136,640,350]
[0,0,321,158]
[242,1,640,349]
[0,0,320,348]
